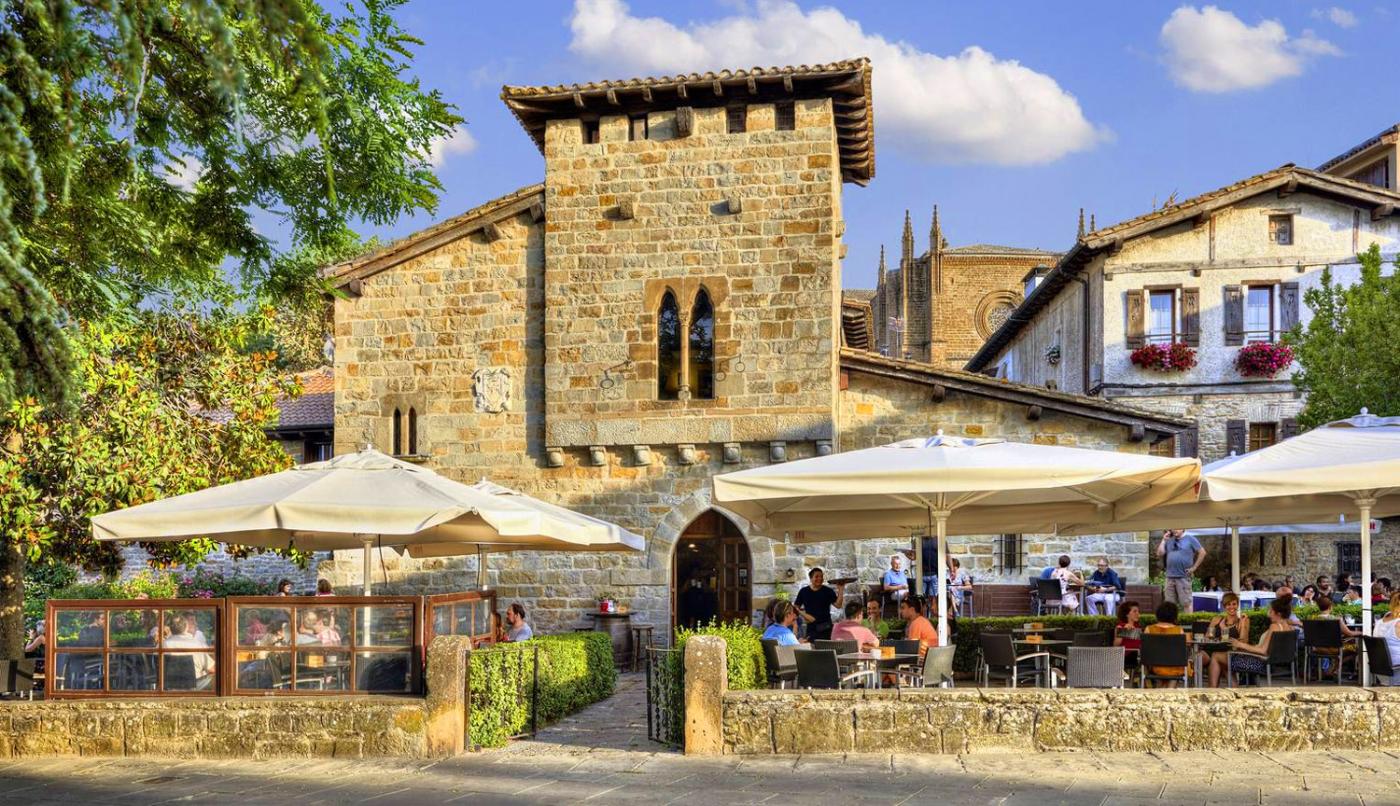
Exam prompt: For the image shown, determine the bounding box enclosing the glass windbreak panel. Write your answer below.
[108,653,158,691]
[240,606,292,647]
[294,606,350,648]
[355,651,412,692]
[164,651,217,691]
[432,604,452,637]
[453,604,472,636]
[236,650,291,690]
[109,609,159,647]
[57,610,106,648]
[53,653,104,690]
[295,649,350,691]
[359,605,413,647]
[163,609,216,649]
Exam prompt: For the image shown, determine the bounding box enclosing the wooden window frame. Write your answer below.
[775,102,795,131]
[1243,284,1276,344]
[424,590,500,656]
[1144,287,1179,344]
[1268,214,1294,246]
[1248,421,1277,453]
[726,105,747,134]
[628,114,648,141]
[581,119,600,145]
[46,599,225,699]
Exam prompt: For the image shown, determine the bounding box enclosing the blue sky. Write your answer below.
[370,0,1399,290]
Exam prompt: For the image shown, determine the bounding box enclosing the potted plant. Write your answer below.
[1235,342,1295,378]
[1130,341,1197,373]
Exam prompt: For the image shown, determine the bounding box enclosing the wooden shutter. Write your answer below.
[1280,416,1299,439]
[1178,425,1199,458]
[1279,282,1301,334]
[1223,285,1244,346]
[1181,287,1200,346]
[1226,419,1247,456]
[1125,290,1145,349]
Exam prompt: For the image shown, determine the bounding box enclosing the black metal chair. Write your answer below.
[896,646,955,688]
[1228,629,1298,687]
[794,648,875,689]
[1190,621,1209,637]
[164,654,198,691]
[880,638,920,656]
[1139,632,1190,688]
[1301,619,1351,684]
[1072,631,1107,648]
[813,639,858,657]
[978,632,1050,688]
[1066,647,1126,688]
[1363,636,1399,686]
[761,638,798,689]
[1035,578,1067,615]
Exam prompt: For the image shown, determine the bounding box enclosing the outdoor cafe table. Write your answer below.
[1188,635,1231,687]
[837,652,918,688]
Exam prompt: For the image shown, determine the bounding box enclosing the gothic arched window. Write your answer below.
[407,407,418,455]
[658,291,682,400]
[392,408,403,455]
[688,288,715,400]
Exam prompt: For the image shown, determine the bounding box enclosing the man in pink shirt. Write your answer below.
[830,601,880,650]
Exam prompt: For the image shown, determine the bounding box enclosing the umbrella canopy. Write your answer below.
[714,434,1201,645]
[1183,517,1380,538]
[93,448,643,593]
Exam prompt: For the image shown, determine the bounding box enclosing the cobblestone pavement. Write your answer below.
[6,674,1400,804]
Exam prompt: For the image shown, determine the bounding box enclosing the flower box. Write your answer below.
[1129,341,1197,373]
[1235,341,1294,378]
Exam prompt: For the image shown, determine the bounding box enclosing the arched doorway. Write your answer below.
[672,510,752,630]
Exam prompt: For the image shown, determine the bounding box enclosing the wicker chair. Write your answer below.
[1066,647,1126,688]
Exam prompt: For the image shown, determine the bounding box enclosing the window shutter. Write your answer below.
[1279,282,1301,334]
[1179,425,1199,458]
[1125,290,1145,349]
[1181,287,1200,346]
[1281,416,1299,439]
[1226,419,1247,456]
[1223,285,1244,346]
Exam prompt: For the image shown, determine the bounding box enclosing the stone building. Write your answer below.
[967,158,1400,583]
[856,208,1058,368]
[311,60,1190,634]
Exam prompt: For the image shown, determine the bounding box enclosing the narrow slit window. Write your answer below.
[629,114,648,141]
[407,408,418,455]
[775,102,795,131]
[688,289,715,400]
[581,120,600,144]
[726,106,747,134]
[658,292,681,400]
[392,408,403,456]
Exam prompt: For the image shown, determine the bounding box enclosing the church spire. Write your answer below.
[877,244,886,282]
[1089,213,1096,232]
[901,210,914,266]
[1077,207,1086,240]
[929,205,942,254]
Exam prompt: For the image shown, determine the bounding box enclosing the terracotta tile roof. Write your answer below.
[943,244,1060,257]
[967,164,1400,372]
[501,59,875,184]
[842,349,1191,437]
[324,183,545,287]
[205,367,334,432]
[1317,123,1400,172]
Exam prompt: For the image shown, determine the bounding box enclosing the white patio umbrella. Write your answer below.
[1202,409,1400,634]
[93,448,642,593]
[713,433,1201,645]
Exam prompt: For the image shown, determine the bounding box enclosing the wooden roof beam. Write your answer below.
[1373,203,1395,221]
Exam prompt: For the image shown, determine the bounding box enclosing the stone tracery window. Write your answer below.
[658,291,682,400]
[688,288,715,400]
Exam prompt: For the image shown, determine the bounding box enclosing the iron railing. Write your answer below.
[466,642,539,750]
[646,646,683,747]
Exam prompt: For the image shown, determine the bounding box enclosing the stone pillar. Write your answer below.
[424,635,474,757]
[683,635,727,755]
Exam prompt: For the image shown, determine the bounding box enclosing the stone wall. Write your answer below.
[722,687,1400,754]
[108,545,322,592]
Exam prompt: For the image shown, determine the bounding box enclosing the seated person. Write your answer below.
[258,620,290,647]
[830,601,880,651]
[313,609,343,645]
[946,557,973,615]
[1212,597,1295,687]
[1143,601,1185,687]
[899,595,937,658]
[163,614,216,688]
[1085,558,1123,616]
[1050,555,1084,612]
[1373,593,1400,685]
[1114,600,1143,666]
[861,598,883,633]
[295,611,324,645]
[761,601,802,647]
[503,603,533,642]
[880,555,909,606]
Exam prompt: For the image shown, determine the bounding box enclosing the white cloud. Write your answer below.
[567,0,1108,166]
[164,154,204,191]
[427,125,478,168]
[1313,6,1359,27]
[1160,6,1341,93]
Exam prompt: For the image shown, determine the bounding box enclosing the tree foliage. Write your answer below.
[0,0,460,410]
[1287,243,1400,429]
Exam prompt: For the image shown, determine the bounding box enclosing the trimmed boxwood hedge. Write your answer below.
[468,631,617,748]
[950,603,1361,676]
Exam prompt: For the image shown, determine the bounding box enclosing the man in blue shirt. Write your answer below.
[1157,529,1206,613]
[1085,558,1123,616]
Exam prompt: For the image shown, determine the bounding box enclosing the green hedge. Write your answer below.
[647,622,767,747]
[468,632,617,749]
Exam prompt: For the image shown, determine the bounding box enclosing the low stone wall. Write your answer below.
[0,696,428,759]
[723,688,1400,754]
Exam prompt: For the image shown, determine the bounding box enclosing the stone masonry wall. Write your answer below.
[540,100,842,448]
[723,688,1400,755]
[839,371,1154,585]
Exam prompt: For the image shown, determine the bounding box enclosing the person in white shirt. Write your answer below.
[1050,555,1084,613]
[163,615,215,689]
[1372,592,1400,686]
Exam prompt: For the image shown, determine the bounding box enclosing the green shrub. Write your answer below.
[674,621,766,691]
[467,632,617,749]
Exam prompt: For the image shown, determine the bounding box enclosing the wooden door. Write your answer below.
[718,531,751,624]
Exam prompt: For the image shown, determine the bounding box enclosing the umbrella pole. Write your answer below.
[361,535,374,596]
[477,545,489,590]
[1230,525,1240,594]
[913,522,925,597]
[1359,499,1375,636]
[934,509,951,648]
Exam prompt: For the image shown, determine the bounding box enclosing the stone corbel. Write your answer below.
[814,440,833,456]
[589,445,608,466]
[768,441,787,463]
[722,443,742,464]
[632,445,652,466]
[545,447,565,468]
[677,444,698,465]
[615,201,635,220]
[726,196,743,214]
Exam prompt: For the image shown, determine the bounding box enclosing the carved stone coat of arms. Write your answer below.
[472,368,512,413]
